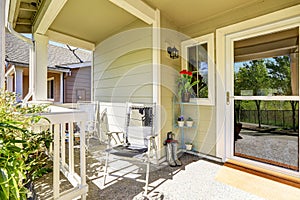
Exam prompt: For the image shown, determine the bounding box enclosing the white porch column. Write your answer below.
[290,52,299,95]
[15,68,23,100]
[0,0,5,88]
[33,33,49,101]
[7,75,13,92]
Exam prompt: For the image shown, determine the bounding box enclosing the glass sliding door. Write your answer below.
[232,27,299,171]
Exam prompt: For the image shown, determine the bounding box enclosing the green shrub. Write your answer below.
[0,90,52,200]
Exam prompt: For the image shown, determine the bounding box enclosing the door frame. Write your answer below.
[216,5,300,176]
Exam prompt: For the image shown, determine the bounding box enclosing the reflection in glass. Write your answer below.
[234,100,299,171]
[234,57,299,96]
[187,43,208,98]
[234,27,299,97]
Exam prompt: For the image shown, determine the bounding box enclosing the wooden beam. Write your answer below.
[16,18,31,25]
[15,24,32,33]
[33,0,68,34]
[46,29,95,51]
[109,0,155,24]
[19,2,38,12]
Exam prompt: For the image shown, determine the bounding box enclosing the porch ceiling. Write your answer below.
[48,0,139,45]
[8,0,300,48]
[142,0,259,28]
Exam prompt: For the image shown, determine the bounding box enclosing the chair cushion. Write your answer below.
[107,145,148,158]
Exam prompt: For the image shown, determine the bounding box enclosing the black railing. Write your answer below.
[239,110,299,129]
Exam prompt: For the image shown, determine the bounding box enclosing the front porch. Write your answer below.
[2,0,300,199]
[33,136,300,200]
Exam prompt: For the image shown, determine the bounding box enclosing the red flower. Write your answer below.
[180,69,192,76]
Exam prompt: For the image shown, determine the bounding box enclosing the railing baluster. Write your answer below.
[53,123,60,199]
[61,123,66,168]
[69,122,75,174]
[79,120,87,200]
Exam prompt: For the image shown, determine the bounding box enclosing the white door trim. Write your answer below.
[216,5,300,167]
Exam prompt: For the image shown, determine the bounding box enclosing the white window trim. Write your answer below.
[181,33,215,105]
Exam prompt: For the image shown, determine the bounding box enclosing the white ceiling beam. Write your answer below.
[109,0,155,24]
[33,0,68,34]
[46,30,95,51]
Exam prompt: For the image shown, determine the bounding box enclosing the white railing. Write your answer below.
[36,110,88,200]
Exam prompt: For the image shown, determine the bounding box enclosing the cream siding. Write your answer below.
[160,14,217,157]
[93,21,152,103]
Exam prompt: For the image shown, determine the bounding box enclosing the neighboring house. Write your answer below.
[5,32,92,103]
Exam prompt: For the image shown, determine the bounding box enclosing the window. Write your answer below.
[47,77,54,100]
[181,33,215,105]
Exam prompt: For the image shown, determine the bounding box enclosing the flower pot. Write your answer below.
[185,143,193,151]
[181,92,191,102]
[186,121,193,127]
[177,121,184,127]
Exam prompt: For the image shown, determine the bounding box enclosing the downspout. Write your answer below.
[7,23,35,103]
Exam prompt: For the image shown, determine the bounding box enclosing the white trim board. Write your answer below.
[216,5,300,177]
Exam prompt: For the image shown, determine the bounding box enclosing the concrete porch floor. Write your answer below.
[33,138,300,200]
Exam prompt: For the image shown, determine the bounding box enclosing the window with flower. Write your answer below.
[181,33,215,105]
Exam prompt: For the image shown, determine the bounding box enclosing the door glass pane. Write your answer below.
[187,43,208,98]
[233,27,299,171]
[234,100,299,171]
[234,28,299,96]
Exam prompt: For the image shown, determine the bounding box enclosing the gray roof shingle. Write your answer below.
[5,32,92,67]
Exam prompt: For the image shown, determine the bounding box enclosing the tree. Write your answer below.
[235,60,270,128]
[266,56,298,131]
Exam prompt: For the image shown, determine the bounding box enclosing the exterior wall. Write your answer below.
[160,15,181,154]
[64,67,91,103]
[160,14,217,156]
[93,20,152,103]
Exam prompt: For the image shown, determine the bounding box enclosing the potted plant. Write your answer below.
[177,115,184,127]
[186,117,194,127]
[185,142,193,151]
[177,69,199,102]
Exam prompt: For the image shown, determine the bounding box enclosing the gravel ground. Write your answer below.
[235,129,299,169]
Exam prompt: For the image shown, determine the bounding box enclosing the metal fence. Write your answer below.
[239,110,299,129]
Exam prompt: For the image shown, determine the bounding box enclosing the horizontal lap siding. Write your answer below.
[64,67,91,103]
[93,26,153,103]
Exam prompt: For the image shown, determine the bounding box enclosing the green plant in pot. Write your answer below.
[177,69,199,102]
[185,142,193,151]
[0,90,52,200]
[186,117,193,127]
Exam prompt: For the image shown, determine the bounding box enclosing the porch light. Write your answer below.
[167,46,179,59]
